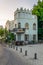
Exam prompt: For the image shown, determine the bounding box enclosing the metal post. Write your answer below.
[34,53,37,59]
[20,48,22,53]
[11,45,12,48]
[25,50,27,56]
[16,46,18,51]
[13,45,15,49]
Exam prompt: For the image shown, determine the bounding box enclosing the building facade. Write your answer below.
[5,8,38,44]
[5,20,14,31]
[13,8,38,43]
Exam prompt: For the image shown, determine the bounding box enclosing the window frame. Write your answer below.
[33,23,36,30]
[18,22,21,28]
[25,23,29,29]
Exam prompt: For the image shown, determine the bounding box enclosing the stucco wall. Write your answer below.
[14,8,38,42]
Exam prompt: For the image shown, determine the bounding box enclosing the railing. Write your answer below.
[11,28,25,33]
[16,28,25,33]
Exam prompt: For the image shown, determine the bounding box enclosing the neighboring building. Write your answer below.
[13,8,38,43]
[5,20,14,31]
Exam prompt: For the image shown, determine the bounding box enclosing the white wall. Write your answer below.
[14,8,38,42]
[16,34,24,41]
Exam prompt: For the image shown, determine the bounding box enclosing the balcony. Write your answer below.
[17,28,25,33]
[12,28,25,33]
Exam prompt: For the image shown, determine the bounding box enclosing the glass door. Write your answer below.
[18,34,21,41]
[25,34,29,41]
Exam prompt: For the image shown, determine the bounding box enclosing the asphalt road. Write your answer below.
[0,45,28,65]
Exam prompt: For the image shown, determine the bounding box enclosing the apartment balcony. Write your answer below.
[12,28,25,33]
[17,28,25,33]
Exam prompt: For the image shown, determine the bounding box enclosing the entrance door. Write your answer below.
[18,34,21,41]
[25,34,29,41]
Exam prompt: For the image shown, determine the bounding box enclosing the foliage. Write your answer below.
[4,28,9,36]
[8,32,15,41]
[5,32,15,43]
[0,28,15,43]
[32,0,43,21]
[32,0,43,40]
[0,28,4,37]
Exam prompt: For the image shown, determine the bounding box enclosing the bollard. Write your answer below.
[9,45,10,48]
[34,53,37,59]
[12,45,13,48]
[11,45,12,48]
[25,50,27,56]
[20,48,22,53]
[13,45,15,49]
[16,47,18,51]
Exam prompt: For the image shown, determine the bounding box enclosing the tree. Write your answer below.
[32,0,43,20]
[0,28,15,44]
[0,28,5,43]
[5,31,15,44]
[4,28,9,38]
[8,32,15,41]
[32,0,43,40]
[0,28,4,37]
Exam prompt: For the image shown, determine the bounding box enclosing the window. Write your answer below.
[25,34,29,41]
[18,22,21,28]
[33,23,36,30]
[18,12,20,18]
[25,23,29,29]
[18,34,21,41]
[15,24,17,28]
[14,35,16,41]
[33,35,36,41]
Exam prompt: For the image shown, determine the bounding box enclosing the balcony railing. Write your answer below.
[17,28,25,33]
[12,28,25,33]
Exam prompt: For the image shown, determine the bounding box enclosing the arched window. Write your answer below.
[18,22,21,28]
[25,23,29,29]
[33,23,36,30]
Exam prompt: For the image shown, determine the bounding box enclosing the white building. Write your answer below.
[5,20,14,31]
[5,8,38,44]
[13,8,38,43]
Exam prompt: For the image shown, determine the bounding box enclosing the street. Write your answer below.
[0,44,28,65]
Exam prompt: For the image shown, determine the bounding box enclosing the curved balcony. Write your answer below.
[12,28,25,34]
[16,28,25,33]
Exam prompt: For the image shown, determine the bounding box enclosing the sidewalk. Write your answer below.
[8,44,43,65]
[0,44,3,57]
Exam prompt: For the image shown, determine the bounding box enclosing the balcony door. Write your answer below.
[17,34,21,41]
[25,34,29,41]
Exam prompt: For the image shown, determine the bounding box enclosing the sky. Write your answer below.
[0,0,38,27]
